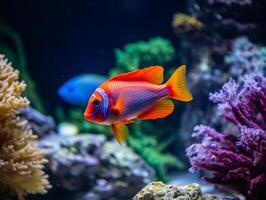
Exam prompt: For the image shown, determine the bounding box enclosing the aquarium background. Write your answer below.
[1,0,266,200]
[0,0,186,112]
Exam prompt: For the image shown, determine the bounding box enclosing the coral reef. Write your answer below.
[128,129,184,182]
[20,106,56,138]
[110,37,175,76]
[189,0,266,40]
[186,73,266,199]
[177,37,266,161]
[57,37,182,181]
[37,134,156,200]
[0,55,50,199]
[56,105,184,181]
[176,49,228,162]
[133,182,229,200]
[172,13,204,38]
[0,21,45,112]
[225,37,266,81]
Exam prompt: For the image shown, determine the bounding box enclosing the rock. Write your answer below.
[133,182,202,200]
[38,134,156,200]
[133,182,245,200]
[203,194,219,200]
[19,106,56,138]
[210,185,246,200]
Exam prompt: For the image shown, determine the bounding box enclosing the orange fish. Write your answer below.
[84,65,192,144]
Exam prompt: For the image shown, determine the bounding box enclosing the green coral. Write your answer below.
[0,21,45,112]
[110,37,175,76]
[128,134,184,182]
[127,119,185,182]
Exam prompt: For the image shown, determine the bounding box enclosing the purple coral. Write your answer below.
[226,37,266,82]
[186,73,266,199]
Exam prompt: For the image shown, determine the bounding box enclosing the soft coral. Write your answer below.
[186,74,266,199]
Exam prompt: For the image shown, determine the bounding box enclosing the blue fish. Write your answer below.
[58,74,106,106]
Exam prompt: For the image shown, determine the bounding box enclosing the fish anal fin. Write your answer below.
[110,66,164,84]
[138,98,174,120]
[111,123,129,144]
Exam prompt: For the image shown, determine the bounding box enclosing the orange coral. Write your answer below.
[0,54,50,199]
[172,13,204,37]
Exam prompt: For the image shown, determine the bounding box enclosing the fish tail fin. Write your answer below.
[166,65,193,102]
[111,123,129,144]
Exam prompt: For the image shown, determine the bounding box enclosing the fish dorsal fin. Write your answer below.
[109,66,164,84]
[111,123,129,144]
[138,98,174,120]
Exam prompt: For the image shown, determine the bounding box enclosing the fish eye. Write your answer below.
[92,99,100,107]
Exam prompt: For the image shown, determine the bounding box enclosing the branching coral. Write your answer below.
[0,58,28,119]
[186,73,266,199]
[225,37,266,81]
[179,37,266,158]
[0,54,50,199]
[172,13,204,38]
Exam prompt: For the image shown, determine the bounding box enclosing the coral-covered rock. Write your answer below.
[37,134,156,200]
[133,182,203,200]
[0,54,50,199]
[19,106,56,138]
[186,73,266,200]
[133,182,242,200]
[172,13,204,39]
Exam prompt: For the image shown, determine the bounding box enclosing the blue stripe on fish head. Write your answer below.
[95,88,109,118]
[92,102,102,119]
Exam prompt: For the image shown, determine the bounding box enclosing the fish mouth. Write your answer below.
[83,112,91,121]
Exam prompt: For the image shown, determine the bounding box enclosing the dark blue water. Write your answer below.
[0,0,186,112]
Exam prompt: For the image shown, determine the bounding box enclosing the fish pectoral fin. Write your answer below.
[111,123,129,144]
[137,98,174,120]
[113,95,124,115]
[109,66,164,84]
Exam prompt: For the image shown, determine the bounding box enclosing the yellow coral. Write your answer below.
[0,54,50,199]
[172,13,204,36]
[0,56,28,119]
